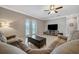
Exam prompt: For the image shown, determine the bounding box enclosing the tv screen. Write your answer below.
[48,24,58,30]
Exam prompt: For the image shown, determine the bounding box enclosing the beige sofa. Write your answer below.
[52,30,79,54]
[52,40,79,54]
[1,38,79,54]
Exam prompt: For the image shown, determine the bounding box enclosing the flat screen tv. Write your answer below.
[48,24,58,30]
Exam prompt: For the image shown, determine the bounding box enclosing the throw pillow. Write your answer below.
[0,32,7,43]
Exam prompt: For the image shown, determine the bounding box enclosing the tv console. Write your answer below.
[43,30,62,36]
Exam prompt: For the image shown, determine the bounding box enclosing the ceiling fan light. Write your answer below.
[48,11,55,15]
[44,5,63,15]
[52,11,55,13]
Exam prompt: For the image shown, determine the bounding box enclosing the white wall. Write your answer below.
[45,17,66,35]
[0,7,26,39]
[0,7,45,40]
[66,15,78,37]
[37,20,46,35]
[77,15,79,30]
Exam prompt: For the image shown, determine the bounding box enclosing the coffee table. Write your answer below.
[28,35,46,48]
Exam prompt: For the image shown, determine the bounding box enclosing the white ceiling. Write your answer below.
[1,5,79,20]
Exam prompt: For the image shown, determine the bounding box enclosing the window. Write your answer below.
[25,20,30,37]
[32,20,37,35]
[25,19,37,37]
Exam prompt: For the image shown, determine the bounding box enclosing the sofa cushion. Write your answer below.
[56,38,66,47]
[27,48,52,54]
[55,35,67,47]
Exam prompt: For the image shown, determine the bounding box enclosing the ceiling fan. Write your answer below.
[44,5,63,15]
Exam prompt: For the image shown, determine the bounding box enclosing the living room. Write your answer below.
[0,5,79,54]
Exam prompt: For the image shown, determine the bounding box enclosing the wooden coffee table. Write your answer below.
[28,35,46,48]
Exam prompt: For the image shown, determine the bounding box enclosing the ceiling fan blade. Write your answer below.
[55,10,58,13]
[44,10,49,11]
[50,5,53,9]
[48,12,50,15]
[56,6,63,10]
